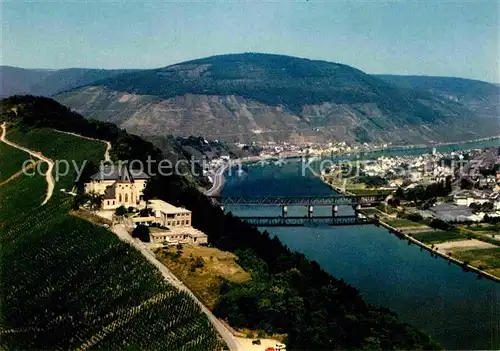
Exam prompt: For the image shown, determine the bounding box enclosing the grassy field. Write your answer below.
[383,218,426,228]
[361,208,381,216]
[0,141,31,183]
[412,231,467,245]
[453,248,500,278]
[459,223,500,233]
[156,245,251,310]
[6,127,106,189]
[324,177,393,196]
[0,131,225,350]
[348,188,393,196]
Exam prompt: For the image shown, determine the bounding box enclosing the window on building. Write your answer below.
[125,193,128,203]
[119,194,122,202]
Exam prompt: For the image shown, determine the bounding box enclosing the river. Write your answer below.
[221,139,500,350]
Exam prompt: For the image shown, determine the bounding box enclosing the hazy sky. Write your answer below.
[2,1,499,82]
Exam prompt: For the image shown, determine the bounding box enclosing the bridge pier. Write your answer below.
[281,205,288,218]
[307,205,314,218]
[355,204,362,217]
[332,205,338,217]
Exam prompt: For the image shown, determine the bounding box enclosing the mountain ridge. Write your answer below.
[3,53,498,144]
[0,65,139,97]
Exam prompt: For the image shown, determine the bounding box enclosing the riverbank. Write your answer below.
[372,217,500,283]
[320,177,356,196]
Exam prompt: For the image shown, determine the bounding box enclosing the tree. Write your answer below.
[460,178,473,190]
[481,202,494,212]
[115,205,127,216]
[74,161,98,193]
[132,224,150,242]
[190,256,205,272]
[444,176,452,194]
[430,218,452,231]
[395,187,404,199]
[407,213,423,222]
[71,193,91,210]
[469,202,481,213]
[89,194,103,211]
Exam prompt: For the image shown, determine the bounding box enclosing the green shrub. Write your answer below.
[115,205,127,216]
[132,224,150,242]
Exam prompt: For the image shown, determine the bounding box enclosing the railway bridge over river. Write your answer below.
[210,194,389,227]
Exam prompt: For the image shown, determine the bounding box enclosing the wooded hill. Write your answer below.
[54,53,499,144]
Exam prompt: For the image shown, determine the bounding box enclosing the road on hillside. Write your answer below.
[205,163,228,197]
[1,122,55,205]
[111,224,241,350]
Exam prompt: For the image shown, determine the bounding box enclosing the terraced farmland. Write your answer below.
[0,132,225,350]
[0,141,30,183]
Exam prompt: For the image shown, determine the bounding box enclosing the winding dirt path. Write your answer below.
[1,122,55,205]
[52,130,111,162]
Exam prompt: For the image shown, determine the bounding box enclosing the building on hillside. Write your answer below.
[130,199,207,246]
[84,165,149,210]
[148,199,192,227]
[149,227,208,246]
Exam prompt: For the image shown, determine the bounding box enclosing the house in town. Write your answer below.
[453,190,491,207]
[84,164,149,210]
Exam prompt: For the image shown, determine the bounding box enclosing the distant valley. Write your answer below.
[2,53,499,145]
